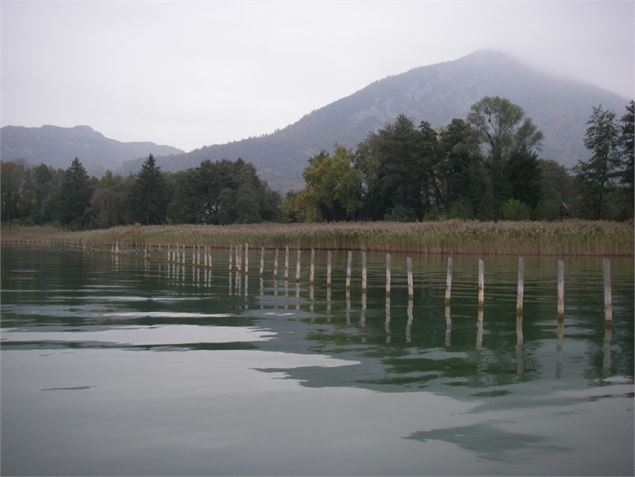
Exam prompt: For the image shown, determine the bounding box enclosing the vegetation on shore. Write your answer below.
[2,220,632,256]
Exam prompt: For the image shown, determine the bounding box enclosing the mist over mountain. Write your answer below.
[0,125,183,176]
[123,50,627,191]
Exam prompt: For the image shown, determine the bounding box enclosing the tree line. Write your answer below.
[283,97,633,222]
[1,156,280,228]
[1,96,632,228]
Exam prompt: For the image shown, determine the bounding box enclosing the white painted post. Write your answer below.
[478,259,485,308]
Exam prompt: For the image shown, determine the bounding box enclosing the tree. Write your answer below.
[302,146,363,221]
[1,161,26,222]
[536,160,574,220]
[129,155,167,225]
[506,147,542,211]
[467,97,543,217]
[88,172,134,228]
[618,100,634,218]
[437,118,492,218]
[467,96,543,159]
[58,157,93,227]
[574,105,621,219]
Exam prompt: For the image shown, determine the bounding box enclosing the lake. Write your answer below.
[1,244,633,475]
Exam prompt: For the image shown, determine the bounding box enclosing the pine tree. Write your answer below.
[129,155,167,225]
[58,157,93,226]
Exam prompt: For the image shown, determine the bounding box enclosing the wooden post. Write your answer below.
[603,258,613,322]
[207,247,212,270]
[273,248,279,279]
[309,248,315,284]
[444,256,453,305]
[326,251,332,287]
[228,245,233,271]
[557,259,565,317]
[516,257,525,316]
[478,259,485,308]
[406,256,414,299]
[346,251,352,289]
[236,244,241,272]
[284,246,289,280]
[385,253,391,296]
[244,243,249,274]
[361,251,367,292]
[295,249,301,282]
[259,247,265,277]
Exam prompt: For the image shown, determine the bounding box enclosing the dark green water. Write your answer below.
[1,245,633,475]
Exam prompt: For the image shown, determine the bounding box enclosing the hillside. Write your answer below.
[0,125,183,176]
[124,50,627,191]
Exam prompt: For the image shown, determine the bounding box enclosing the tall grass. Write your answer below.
[1,220,632,256]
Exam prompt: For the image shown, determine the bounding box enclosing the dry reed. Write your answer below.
[1,220,632,256]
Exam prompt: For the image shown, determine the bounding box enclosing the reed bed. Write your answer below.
[1,220,632,256]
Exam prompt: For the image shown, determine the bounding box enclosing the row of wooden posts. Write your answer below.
[52,239,615,322]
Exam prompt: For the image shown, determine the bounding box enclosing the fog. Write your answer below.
[1,1,633,151]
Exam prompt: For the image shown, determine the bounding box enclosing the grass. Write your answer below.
[1,220,632,256]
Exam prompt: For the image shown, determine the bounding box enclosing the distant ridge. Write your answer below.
[124,50,628,191]
[0,124,183,176]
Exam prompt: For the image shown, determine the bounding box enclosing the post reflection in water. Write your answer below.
[346,290,351,326]
[444,305,451,347]
[309,285,315,315]
[326,287,332,321]
[295,282,300,310]
[556,317,565,378]
[603,324,612,377]
[385,296,391,344]
[516,314,524,376]
[259,277,264,310]
[476,308,484,351]
[405,298,413,343]
[360,292,367,328]
[228,271,233,295]
[273,279,278,309]
[284,279,289,310]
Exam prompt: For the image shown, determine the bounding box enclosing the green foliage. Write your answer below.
[506,147,542,210]
[467,96,543,160]
[574,105,622,219]
[88,172,135,228]
[536,160,573,220]
[129,155,168,225]
[167,158,281,225]
[301,146,363,221]
[501,198,531,221]
[58,158,94,227]
[618,100,634,218]
[1,161,26,222]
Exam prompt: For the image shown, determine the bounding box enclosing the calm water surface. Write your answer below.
[1,245,633,475]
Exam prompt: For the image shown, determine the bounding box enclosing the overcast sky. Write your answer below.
[1,1,633,151]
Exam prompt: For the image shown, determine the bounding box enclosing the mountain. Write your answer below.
[0,124,183,176]
[123,50,628,191]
